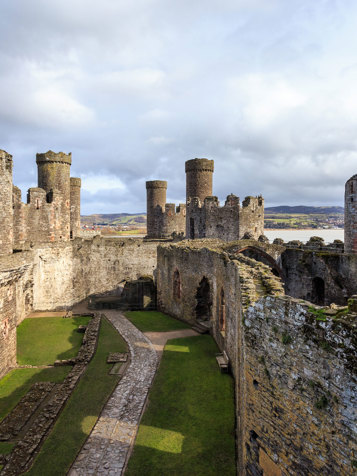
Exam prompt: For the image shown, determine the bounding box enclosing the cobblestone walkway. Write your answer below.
[69,310,158,476]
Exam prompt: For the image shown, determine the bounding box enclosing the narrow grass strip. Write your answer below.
[126,335,236,476]
[125,311,190,332]
[26,317,127,476]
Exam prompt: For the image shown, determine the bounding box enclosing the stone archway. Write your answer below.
[235,246,283,279]
[195,277,212,322]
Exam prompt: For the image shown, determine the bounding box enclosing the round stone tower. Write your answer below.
[185,158,214,202]
[70,177,81,239]
[146,180,167,238]
[36,151,72,240]
[0,150,13,255]
[344,174,357,253]
[36,151,72,197]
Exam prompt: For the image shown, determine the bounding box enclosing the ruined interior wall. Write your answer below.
[282,249,357,305]
[242,296,356,475]
[161,204,186,238]
[0,253,34,378]
[204,204,240,241]
[156,241,240,366]
[238,197,264,239]
[33,237,158,310]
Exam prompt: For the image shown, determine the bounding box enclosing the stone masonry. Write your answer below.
[146,158,264,241]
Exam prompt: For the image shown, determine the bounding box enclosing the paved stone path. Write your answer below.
[69,310,158,476]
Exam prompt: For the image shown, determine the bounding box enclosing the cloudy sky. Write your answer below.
[1,0,357,214]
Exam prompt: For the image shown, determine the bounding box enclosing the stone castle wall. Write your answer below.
[186,195,264,241]
[0,151,14,256]
[282,248,357,305]
[243,296,356,475]
[156,241,357,475]
[345,174,357,253]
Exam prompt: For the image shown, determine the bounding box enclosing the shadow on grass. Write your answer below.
[0,316,91,422]
[0,316,127,476]
[126,335,236,476]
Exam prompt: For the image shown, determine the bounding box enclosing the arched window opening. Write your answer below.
[195,277,211,322]
[219,288,226,333]
[311,277,325,306]
[173,269,181,299]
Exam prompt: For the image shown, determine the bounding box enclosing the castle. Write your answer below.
[146,158,264,241]
[0,149,81,256]
[0,150,356,475]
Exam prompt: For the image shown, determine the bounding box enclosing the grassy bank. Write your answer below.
[125,310,190,333]
[126,335,236,476]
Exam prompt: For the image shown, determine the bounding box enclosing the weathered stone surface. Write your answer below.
[242,297,356,475]
[70,311,158,476]
[1,315,101,476]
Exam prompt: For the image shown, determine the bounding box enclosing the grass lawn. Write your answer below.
[126,335,236,476]
[26,317,127,476]
[125,311,190,333]
[0,367,71,422]
[17,316,91,365]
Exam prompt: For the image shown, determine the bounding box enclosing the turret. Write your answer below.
[0,150,13,255]
[36,151,72,240]
[146,180,167,238]
[344,175,357,253]
[185,158,214,202]
[70,177,81,239]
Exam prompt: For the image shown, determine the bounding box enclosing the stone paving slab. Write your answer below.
[69,310,158,476]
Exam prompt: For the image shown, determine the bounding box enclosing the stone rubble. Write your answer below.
[1,315,101,476]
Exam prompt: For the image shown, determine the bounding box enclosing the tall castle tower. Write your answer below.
[146,180,167,238]
[185,158,214,202]
[36,151,72,240]
[0,150,13,255]
[344,174,357,253]
[70,177,81,238]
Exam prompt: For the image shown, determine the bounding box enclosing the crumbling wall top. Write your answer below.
[0,150,13,161]
[70,177,82,187]
[146,180,167,189]
[36,151,72,165]
[185,158,214,173]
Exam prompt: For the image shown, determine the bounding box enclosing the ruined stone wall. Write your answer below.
[242,296,356,475]
[70,178,81,238]
[239,195,264,239]
[282,248,357,305]
[186,195,263,241]
[32,237,158,310]
[13,188,68,247]
[157,240,241,362]
[0,150,13,256]
[0,253,33,378]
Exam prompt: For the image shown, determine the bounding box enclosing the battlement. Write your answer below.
[242,195,264,208]
[70,177,82,188]
[146,180,167,189]
[185,158,214,173]
[36,151,72,165]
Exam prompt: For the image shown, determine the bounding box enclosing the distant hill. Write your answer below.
[81,213,146,226]
[265,206,344,215]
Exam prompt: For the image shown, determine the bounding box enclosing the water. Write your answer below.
[264,229,344,244]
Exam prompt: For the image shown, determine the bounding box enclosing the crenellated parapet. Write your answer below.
[186,193,263,241]
[0,149,81,252]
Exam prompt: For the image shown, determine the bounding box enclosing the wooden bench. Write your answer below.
[216,351,229,373]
